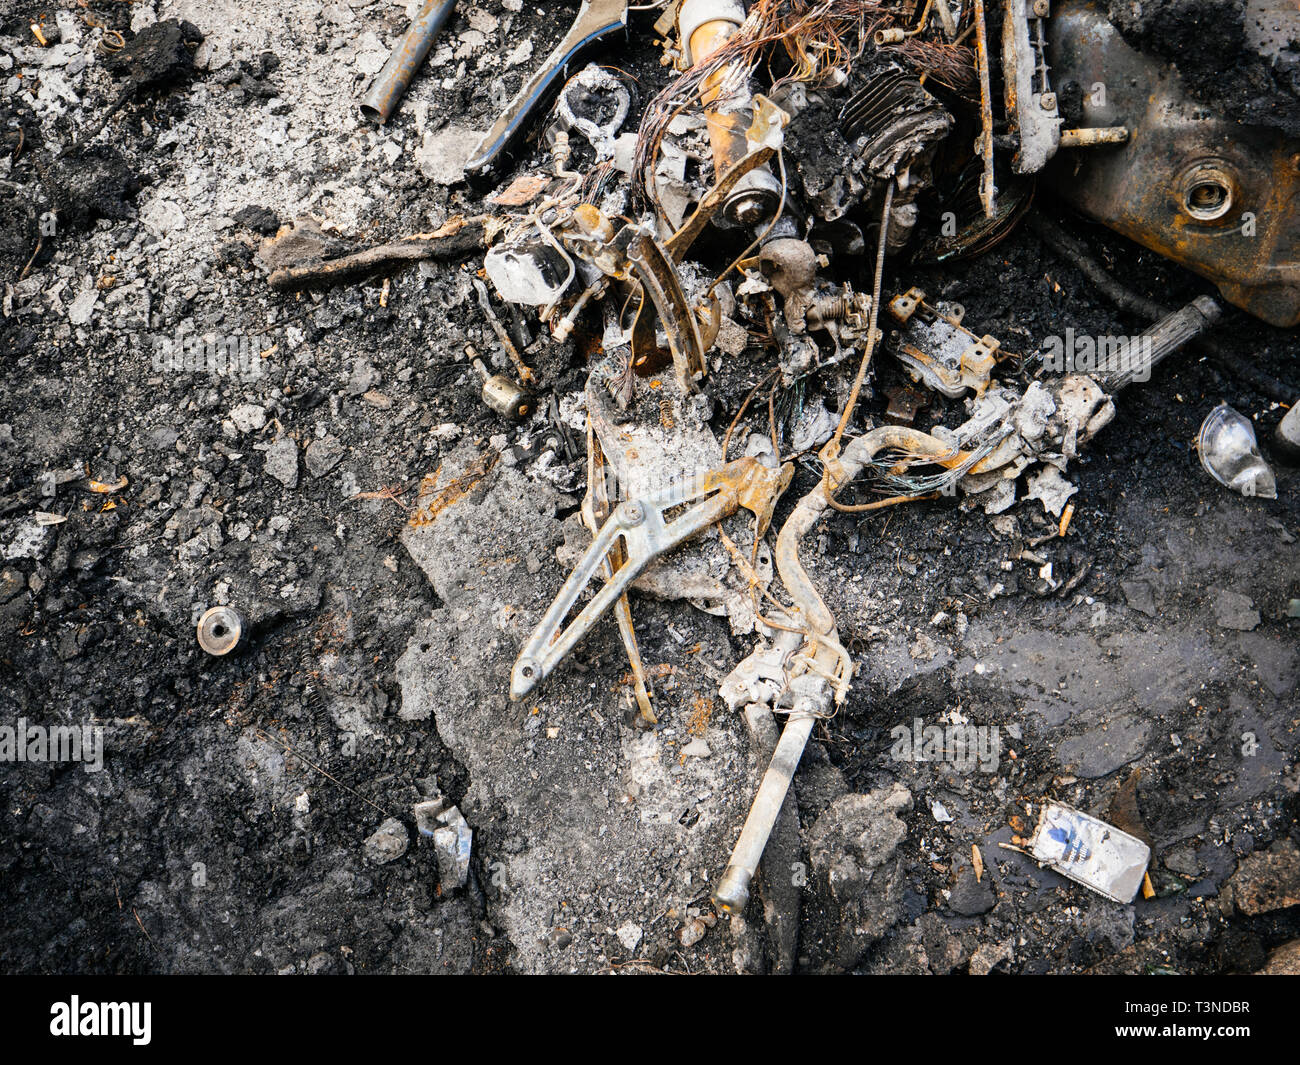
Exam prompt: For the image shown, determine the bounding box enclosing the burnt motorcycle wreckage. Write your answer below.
[329,0,1297,915]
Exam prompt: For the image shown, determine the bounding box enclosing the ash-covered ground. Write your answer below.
[1,0,1297,975]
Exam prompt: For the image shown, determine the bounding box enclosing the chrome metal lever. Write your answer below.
[512,447,795,702]
[511,465,747,700]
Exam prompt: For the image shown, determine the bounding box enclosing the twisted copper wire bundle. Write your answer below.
[633,0,976,208]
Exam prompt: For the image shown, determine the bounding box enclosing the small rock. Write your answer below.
[347,359,381,397]
[682,737,712,758]
[948,868,995,916]
[806,785,912,971]
[233,204,280,235]
[678,918,707,947]
[305,436,344,478]
[544,927,573,950]
[415,125,484,185]
[969,938,1015,975]
[229,403,267,433]
[258,218,331,270]
[1163,845,1200,879]
[1211,588,1261,632]
[264,437,299,488]
[1259,939,1300,975]
[615,921,643,953]
[0,568,24,603]
[67,286,99,326]
[1121,579,1156,617]
[1229,840,1300,915]
[363,817,408,864]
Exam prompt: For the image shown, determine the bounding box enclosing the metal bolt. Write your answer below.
[1032,0,1050,17]
[621,501,646,527]
[1040,92,1057,112]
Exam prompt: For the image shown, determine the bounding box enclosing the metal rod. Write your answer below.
[1059,126,1129,148]
[715,707,815,914]
[360,0,457,124]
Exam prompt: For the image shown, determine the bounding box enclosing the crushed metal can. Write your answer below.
[1025,802,1151,904]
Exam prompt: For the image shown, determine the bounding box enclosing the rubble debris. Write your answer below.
[615,921,643,954]
[196,605,243,656]
[1259,940,1300,976]
[232,204,280,237]
[359,0,457,124]
[363,817,410,865]
[416,796,474,891]
[1227,840,1300,915]
[1025,466,1076,519]
[5,0,1296,979]
[1023,802,1151,904]
[305,437,345,479]
[42,145,142,229]
[266,216,490,291]
[679,918,708,948]
[102,19,204,89]
[805,786,912,971]
[1197,403,1278,499]
[263,437,300,489]
[67,19,205,155]
[1211,588,1262,632]
[947,862,995,916]
[969,938,1015,976]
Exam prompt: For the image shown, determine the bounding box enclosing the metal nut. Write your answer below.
[197,606,243,656]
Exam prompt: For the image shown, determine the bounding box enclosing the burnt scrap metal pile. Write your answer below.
[352,0,1296,912]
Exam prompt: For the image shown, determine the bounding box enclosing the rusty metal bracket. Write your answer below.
[973,0,997,218]
[887,289,1001,397]
[1001,0,1062,174]
[620,225,709,391]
